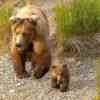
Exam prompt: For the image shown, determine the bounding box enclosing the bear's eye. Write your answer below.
[23,32,26,36]
[29,32,33,35]
[16,32,20,35]
[23,32,32,36]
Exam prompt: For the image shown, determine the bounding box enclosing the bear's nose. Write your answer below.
[16,43,22,48]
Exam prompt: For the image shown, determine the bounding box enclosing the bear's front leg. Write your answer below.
[32,39,51,78]
[11,47,30,79]
[32,52,51,78]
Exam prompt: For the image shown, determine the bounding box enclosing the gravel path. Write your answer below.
[0,53,96,100]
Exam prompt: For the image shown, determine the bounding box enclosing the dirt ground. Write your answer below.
[0,53,96,100]
[0,0,96,100]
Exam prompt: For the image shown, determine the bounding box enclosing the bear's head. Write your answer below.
[10,15,38,52]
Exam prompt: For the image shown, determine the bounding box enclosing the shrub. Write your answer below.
[53,0,100,44]
[0,5,12,42]
[0,3,12,40]
[0,1,12,54]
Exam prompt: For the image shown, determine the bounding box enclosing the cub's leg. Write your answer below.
[59,78,69,92]
[51,77,59,88]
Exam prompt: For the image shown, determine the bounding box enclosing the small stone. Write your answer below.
[16,81,25,87]
[9,89,15,93]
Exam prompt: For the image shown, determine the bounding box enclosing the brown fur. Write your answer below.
[10,5,51,79]
[51,59,70,92]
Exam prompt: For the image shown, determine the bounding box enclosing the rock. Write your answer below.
[9,89,15,93]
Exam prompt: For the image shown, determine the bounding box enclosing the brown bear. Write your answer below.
[51,59,70,92]
[10,5,51,79]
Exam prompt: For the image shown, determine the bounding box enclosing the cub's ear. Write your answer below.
[62,64,67,68]
[9,16,22,25]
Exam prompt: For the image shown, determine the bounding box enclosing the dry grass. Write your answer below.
[0,0,13,54]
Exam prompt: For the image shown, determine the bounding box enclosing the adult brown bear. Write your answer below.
[10,5,51,79]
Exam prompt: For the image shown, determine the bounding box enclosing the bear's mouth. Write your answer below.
[16,43,33,52]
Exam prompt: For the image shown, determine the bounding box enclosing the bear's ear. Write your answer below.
[29,15,39,25]
[62,64,67,68]
[27,18,37,26]
[9,16,22,25]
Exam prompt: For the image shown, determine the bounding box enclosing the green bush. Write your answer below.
[53,0,100,44]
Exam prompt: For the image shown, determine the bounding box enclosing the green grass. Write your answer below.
[0,4,12,35]
[0,1,12,54]
[53,0,100,44]
[94,96,100,100]
[94,57,100,100]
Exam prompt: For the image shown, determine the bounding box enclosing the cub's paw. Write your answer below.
[59,84,69,92]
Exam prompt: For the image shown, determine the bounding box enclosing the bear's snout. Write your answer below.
[16,42,22,48]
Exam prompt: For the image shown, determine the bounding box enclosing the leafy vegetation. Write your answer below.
[53,0,100,44]
[0,5,12,34]
[0,0,12,54]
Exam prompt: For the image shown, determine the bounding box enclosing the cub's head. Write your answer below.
[10,16,38,51]
[51,64,67,76]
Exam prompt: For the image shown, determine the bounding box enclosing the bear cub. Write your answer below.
[51,62,70,92]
